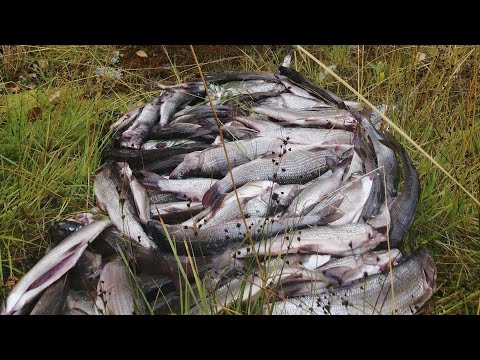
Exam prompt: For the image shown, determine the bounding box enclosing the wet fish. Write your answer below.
[141,139,197,151]
[258,93,331,110]
[286,157,350,217]
[380,133,420,248]
[95,258,144,315]
[110,105,143,133]
[94,165,158,251]
[159,91,194,127]
[143,154,189,174]
[150,202,203,223]
[252,106,356,130]
[48,220,83,246]
[120,97,162,149]
[69,250,102,291]
[209,81,286,100]
[63,290,98,315]
[120,163,150,224]
[30,274,69,315]
[278,66,347,109]
[202,149,339,210]
[148,214,328,257]
[317,249,402,286]
[148,190,181,204]
[170,138,285,179]
[227,223,385,260]
[1,219,111,315]
[267,248,436,315]
[138,171,217,202]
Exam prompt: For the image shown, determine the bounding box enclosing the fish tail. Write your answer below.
[202,183,225,210]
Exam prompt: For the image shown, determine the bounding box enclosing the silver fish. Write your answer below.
[120,97,162,149]
[287,157,350,217]
[150,201,203,218]
[110,105,144,133]
[258,93,331,110]
[267,248,436,315]
[169,138,286,179]
[252,106,356,129]
[120,163,150,224]
[159,91,194,127]
[1,219,111,315]
[317,249,403,286]
[30,274,69,315]
[138,171,217,202]
[94,165,158,251]
[202,149,339,209]
[230,223,385,259]
[95,258,144,315]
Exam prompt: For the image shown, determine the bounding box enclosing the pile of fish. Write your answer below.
[1,61,437,315]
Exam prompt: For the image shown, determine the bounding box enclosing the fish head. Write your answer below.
[169,152,201,179]
[120,132,143,150]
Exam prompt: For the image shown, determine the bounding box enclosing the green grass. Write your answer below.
[0,45,478,314]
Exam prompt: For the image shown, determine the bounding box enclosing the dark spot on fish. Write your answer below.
[198,224,203,229]
[288,148,292,151]
[324,304,331,313]
[101,280,105,284]
[286,137,290,141]
[309,307,313,312]
[272,151,276,155]
[186,203,190,208]
[298,231,301,235]
[225,229,228,233]
[194,231,198,236]
[338,279,343,285]
[272,174,277,179]
[376,256,380,262]
[236,223,241,228]
[363,271,368,278]
[275,162,279,166]
[299,261,303,265]
[285,260,290,265]
[248,226,252,230]
[121,215,126,220]
[360,286,364,290]
[298,304,302,308]
[348,241,353,248]
[246,248,250,253]
[281,168,286,172]
[225,236,230,240]
[341,299,349,307]
[271,159,276,163]
[297,237,301,241]
[232,253,236,259]
[285,236,289,240]
[237,251,241,255]
[272,193,279,201]
[322,270,327,274]
[278,154,283,158]
[184,226,188,229]
[411,294,414,298]
[287,245,291,250]
[283,140,288,145]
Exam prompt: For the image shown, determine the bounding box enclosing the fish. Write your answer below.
[30,273,69,315]
[63,290,98,315]
[1,219,111,315]
[148,214,329,257]
[137,274,175,303]
[150,202,203,223]
[202,149,339,210]
[147,190,181,204]
[138,170,217,202]
[286,157,350,217]
[143,154,189,174]
[120,163,150,224]
[171,104,241,124]
[69,249,102,291]
[169,138,286,179]
[266,248,436,315]
[226,223,385,260]
[379,132,420,248]
[48,220,83,246]
[120,97,162,149]
[281,45,293,68]
[102,143,210,168]
[209,81,286,100]
[278,66,347,109]
[257,93,331,110]
[110,105,144,133]
[94,164,158,251]
[140,139,198,151]
[317,249,403,286]
[95,257,144,315]
[252,106,356,130]
[159,91,194,127]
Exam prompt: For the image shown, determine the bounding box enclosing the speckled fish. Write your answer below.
[317,249,402,286]
[95,258,144,315]
[148,214,328,257]
[30,274,69,315]
[94,165,158,251]
[148,190,181,204]
[120,97,162,149]
[287,157,350,217]
[258,93,331,110]
[202,149,339,210]
[252,106,356,130]
[227,223,385,260]
[150,201,203,223]
[169,138,286,179]
[138,170,217,202]
[209,81,286,100]
[380,132,420,248]
[1,219,111,315]
[110,105,144,133]
[159,91,194,128]
[63,290,98,315]
[119,163,150,224]
[266,248,436,315]
[69,249,102,291]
